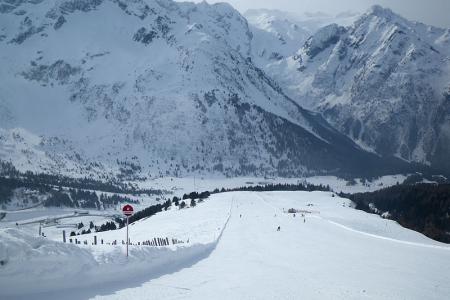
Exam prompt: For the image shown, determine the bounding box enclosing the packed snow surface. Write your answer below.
[1,191,449,299]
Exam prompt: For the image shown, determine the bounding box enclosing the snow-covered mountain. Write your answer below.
[245,8,359,69]
[265,5,450,174]
[0,0,408,179]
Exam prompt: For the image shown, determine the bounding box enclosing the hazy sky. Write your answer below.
[185,0,450,28]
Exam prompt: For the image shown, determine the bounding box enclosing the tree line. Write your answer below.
[0,160,167,197]
[345,183,450,243]
[85,198,174,235]
[0,160,168,207]
[90,190,215,235]
[211,182,332,193]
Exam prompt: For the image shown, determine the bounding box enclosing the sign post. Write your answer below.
[122,204,134,257]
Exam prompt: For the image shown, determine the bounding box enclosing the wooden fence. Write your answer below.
[67,236,186,247]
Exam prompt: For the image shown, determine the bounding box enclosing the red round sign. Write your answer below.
[122,204,134,216]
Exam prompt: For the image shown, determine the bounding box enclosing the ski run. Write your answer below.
[1,191,449,299]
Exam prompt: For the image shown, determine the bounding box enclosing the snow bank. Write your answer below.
[0,213,231,297]
[0,228,97,289]
[0,192,233,297]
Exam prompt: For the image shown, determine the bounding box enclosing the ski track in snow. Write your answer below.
[320,217,450,251]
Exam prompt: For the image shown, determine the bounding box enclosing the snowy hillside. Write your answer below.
[265,5,450,174]
[0,0,420,179]
[1,191,449,299]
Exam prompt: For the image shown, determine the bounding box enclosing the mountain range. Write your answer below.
[0,0,447,179]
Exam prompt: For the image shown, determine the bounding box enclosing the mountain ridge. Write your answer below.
[261,5,450,174]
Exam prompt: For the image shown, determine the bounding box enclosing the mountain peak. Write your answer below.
[366,5,399,20]
[350,5,413,36]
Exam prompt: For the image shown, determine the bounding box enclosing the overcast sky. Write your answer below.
[184,0,450,28]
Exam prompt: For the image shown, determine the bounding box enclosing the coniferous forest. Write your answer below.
[347,184,450,243]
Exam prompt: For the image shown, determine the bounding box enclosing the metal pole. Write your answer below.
[126,217,129,256]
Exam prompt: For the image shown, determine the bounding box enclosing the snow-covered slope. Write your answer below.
[1,191,449,299]
[265,5,450,174]
[0,193,232,296]
[0,0,412,178]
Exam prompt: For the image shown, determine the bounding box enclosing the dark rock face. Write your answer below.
[21,60,81,85]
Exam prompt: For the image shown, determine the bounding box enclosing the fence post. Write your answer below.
[94,236,97,245]
[62,230,66,243]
